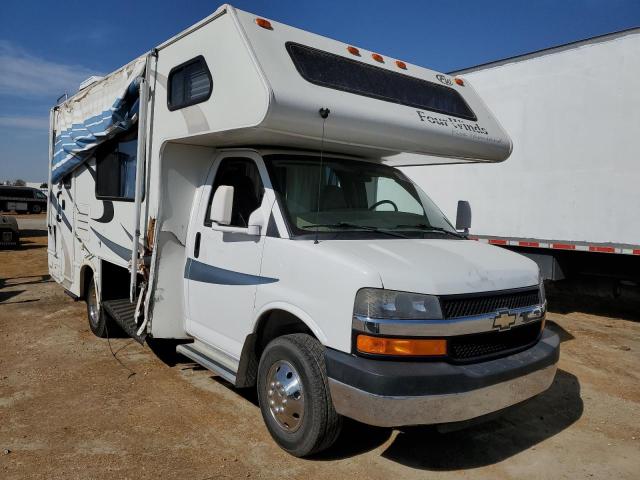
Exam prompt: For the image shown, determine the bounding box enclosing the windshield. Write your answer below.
[265,155,459,239]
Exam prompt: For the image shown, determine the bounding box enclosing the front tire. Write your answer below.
[85,279,111,338]
[257,334,342,457]
[31,204,42,214]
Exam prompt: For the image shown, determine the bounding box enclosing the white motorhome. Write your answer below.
[47,4,558,456]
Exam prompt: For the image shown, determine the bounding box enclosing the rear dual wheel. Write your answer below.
[85,279,113,338]
[257,334,342,457]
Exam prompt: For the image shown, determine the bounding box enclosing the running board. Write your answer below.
[102,298,146,344]
[176,343,237,385]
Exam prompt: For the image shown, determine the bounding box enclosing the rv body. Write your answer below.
[404,29,640,286]
[47,4,558,456]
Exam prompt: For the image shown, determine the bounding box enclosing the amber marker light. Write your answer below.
[357,335,447,357]
[255,18,273,30]
[455,77,465,86]
[371,53,384,63]
[347,46,361,56]
[395,60,407,70]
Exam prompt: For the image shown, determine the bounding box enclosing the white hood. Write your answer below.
[319,238,538,295]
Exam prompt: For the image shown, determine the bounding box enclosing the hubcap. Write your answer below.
[87,286,99,328]
[265,360,304,432]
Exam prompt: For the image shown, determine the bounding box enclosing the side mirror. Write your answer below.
[247,209,265,236]
[209,185,234,225]
[455,200,472,234]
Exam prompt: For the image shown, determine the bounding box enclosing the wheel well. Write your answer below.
[255,310,315,354]
[100,260,131,301]
[80,266,94,299]
[235,309,316,388]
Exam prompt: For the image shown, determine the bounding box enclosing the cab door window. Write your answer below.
[205,157,264,228]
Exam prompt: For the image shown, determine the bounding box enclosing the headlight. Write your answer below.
[354,288,443,320]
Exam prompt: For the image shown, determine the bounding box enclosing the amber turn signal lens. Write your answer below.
[455,77,465,86]
[395,60,407,70]
[255,18,273,30]
[357,335,447,356]
[371,53,384,63]
[347,46,361,56]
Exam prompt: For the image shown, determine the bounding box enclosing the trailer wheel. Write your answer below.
[86,279,111,338]
[257,333,342,457]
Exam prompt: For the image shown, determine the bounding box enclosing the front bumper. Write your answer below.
[325,328,559,427]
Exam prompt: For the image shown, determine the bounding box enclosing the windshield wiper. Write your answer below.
[301,222,408,238]
[392,224,467,238]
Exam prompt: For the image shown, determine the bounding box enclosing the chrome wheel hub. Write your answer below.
[87,288,99,328]
[265,360,304,432]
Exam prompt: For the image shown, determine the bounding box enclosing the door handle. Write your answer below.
[194,232,201,258]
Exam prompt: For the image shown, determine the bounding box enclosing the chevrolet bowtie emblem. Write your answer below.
[493,310,517,331]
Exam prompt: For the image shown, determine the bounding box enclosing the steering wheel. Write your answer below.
[369,199,398,211]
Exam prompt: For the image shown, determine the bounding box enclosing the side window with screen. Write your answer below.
[205,158,264,228]
[168,56,212,111]
[96,130,138,201]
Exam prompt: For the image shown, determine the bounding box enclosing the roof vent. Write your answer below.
[79,76,104,91]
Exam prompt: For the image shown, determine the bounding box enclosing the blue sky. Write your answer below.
[1,0,638,182]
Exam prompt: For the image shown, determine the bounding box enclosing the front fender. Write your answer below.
[252,301,328,345]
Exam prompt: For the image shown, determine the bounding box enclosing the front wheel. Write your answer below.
[257,334,342,457]
[31,203,42,214]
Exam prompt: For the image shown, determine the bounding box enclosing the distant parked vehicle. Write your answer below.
[0,215,19,247]
[0,186,48,214]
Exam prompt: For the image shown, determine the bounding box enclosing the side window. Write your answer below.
[96,130,137,201]
[205,157,264,228]
[168,56,212,111]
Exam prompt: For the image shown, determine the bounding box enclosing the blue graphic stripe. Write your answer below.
[184,258,278,286]
[49,190,72,232]
[91,227,132,261]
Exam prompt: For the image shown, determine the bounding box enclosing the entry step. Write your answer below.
[102,298,146,344]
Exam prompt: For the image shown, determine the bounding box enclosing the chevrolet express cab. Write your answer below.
[47,4,559,457]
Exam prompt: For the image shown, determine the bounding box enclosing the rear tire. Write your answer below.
[85,278,112,338]
[257,333,342,457]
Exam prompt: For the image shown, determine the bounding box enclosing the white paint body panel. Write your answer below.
[185,151,275,358]
[257,236,537,353]
[403,30,640,246]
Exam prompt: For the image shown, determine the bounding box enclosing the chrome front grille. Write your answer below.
[439,287,541,319]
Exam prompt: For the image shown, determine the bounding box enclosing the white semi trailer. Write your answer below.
[48,4,558,456]
[404,28,640,287]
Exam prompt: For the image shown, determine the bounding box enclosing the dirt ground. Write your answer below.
[1,214,638,479]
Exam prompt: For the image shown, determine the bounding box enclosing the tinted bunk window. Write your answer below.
[287,42,476,121]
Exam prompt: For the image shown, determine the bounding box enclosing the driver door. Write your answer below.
[185,152,274,359]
